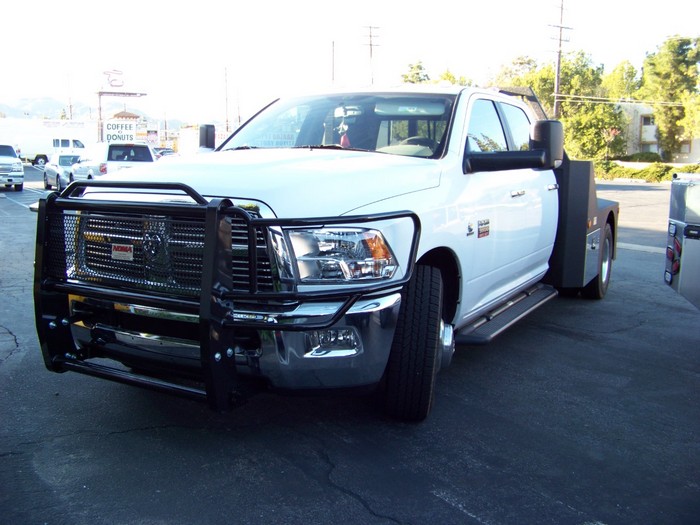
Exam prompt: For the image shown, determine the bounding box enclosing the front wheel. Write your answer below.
[383,265,443,422]
[582,222,613,299]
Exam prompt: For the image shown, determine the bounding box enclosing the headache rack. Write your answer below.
[34,181,420,409]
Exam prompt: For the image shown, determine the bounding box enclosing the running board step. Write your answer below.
[455,283,558,345]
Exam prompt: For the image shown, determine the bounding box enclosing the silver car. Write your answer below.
[43,153,81,191]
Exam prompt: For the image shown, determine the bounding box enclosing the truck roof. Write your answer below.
[270,84,548,118]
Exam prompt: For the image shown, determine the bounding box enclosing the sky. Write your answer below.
[3,0,698,126]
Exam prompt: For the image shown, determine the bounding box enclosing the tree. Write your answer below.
[556,52,627,159]
[437,69,472,86]
[491,58,557,116]
[638,36,700,161]
[602,60,641,100]
[679,92,700,141]
[492,56,538,87]
[492,52,626,159]
[402,62,430,84]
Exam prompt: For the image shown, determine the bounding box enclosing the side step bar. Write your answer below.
[455,283,558,345]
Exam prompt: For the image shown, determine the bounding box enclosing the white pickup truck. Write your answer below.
[70,141,157,180]
[34,86,618,421]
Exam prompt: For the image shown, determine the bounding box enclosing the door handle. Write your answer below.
[510,190,526,198]
[547,184,559,191]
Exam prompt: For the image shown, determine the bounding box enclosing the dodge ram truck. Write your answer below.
[34,86,618,421]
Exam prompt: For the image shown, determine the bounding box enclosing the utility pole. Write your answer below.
[224,67,230,133]
[550,0,571,118]
[331,41,335,84]
[365,26,380,85]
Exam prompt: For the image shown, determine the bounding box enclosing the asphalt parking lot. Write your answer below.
[1,171,698,525]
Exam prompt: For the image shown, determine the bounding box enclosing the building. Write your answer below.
[620,102,699,163]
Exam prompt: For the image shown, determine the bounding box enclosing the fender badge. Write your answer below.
[478,219,490,238]
[467,223,475,236]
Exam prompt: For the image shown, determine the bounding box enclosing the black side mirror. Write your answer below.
[530,119,564,170]
[464,119,564,173]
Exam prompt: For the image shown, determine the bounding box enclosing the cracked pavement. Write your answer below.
[1,174,699,525]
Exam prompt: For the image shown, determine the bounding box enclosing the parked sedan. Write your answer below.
[153,147,176,158]
[43,153,81,191]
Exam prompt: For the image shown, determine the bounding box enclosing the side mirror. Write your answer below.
[530,119,563,170]
[464,119,564,173]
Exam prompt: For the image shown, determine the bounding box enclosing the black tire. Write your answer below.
[383,265,443,422]
[582,222,613,300]
[56,175,64,192]
[14,183,23,191]
[43,173,51,189]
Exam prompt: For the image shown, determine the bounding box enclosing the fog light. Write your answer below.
[306,327,361,357]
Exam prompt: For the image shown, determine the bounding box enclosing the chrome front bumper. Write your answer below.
[67,292,402,391]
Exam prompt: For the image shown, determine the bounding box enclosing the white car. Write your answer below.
[0,143,24,191]
[43,153,81,191]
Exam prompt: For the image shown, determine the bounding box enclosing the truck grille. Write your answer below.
[44,211,273,297]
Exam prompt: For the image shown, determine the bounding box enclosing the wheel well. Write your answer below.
[417,247,459,324]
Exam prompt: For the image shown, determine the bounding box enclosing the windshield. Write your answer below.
[0,145,17,157]
[219,93,456,159]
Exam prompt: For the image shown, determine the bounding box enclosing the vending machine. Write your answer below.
[665,173,700,309]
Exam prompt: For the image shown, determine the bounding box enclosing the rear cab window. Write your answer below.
[107,144,153,162]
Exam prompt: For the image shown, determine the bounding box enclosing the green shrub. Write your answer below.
[593,162,700,182]
[676,164,700,174]
[644,163,675,182]
[615,152,663,162]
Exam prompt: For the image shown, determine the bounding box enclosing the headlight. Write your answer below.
[288,228,397,282]
[12,162,22,172]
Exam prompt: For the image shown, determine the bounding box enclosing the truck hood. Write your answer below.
[102,148,441,217]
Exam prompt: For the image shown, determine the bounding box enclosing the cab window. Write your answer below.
[467,100,507,152]
[499,103,531,151]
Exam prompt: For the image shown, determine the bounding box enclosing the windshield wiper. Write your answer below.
[294,144,373,152]
[222,145,259,151]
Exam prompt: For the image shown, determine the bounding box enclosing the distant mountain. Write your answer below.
[0,97,184,130]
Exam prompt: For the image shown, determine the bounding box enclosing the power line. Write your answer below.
[556,93,685,107]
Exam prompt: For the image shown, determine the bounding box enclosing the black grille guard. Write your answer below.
[33,180,421,409]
